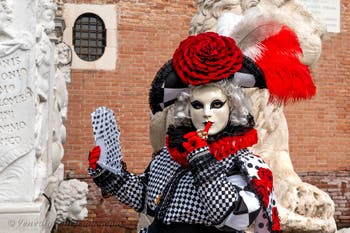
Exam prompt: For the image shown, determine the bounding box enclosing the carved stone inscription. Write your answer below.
[0,49,34,172]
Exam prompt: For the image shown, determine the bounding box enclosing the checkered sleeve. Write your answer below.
[88,165,147,212]
[189,147,261,231]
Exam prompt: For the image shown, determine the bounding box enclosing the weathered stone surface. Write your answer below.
[0,0,86,232]
[337,228,350,233]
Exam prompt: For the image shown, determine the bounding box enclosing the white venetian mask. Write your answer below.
[189,84,230,135]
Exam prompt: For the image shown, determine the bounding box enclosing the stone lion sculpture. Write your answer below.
[53,179,88,224]
[147,0,336,232]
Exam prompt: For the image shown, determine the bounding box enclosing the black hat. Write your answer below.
[149,57,266,115]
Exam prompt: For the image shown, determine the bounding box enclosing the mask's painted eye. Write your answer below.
[191,100,203,109]
[211,99,226,109]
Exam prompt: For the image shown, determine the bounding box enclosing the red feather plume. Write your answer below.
[255,25,316,103]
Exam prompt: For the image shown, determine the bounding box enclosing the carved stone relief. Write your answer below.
[0,1,86,231]
[55,42,71,122]
[32,0,58,201]
[54,0,63,17]
[52,179,89,224]
[0,0,35,202]
[0,0,15,41]
[52,42,71,172]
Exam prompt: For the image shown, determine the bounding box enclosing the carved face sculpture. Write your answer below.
[189,84,230,135]
[56,43,72,66]
[37,0,56,33]
[67,197,88,223]
[41,9,55,32]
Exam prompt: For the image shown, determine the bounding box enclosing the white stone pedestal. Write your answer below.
[0,197,56,233]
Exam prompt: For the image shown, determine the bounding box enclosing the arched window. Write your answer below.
[73,13,106,61]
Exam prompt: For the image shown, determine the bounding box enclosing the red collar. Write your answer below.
[208,129,258,160]
[167,129,258,166]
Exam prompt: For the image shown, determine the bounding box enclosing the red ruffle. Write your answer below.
[166,129,258,166]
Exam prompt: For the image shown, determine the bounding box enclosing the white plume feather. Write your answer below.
[216,12,243,37]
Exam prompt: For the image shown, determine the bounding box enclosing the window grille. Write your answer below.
[73,13,106,61]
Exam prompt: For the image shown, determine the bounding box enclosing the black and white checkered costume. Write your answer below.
[89,146,263,233]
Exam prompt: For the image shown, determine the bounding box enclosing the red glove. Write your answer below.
[182,131,208,154]
[88,146,101,170]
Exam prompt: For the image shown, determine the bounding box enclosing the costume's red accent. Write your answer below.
[255,26,316,103]
[209,129,258,160]
[166,137,188,167]
[272,207,281,232]
[88,146,101,170]
[166,129,258,166]
[251,168,273,208]
[182,132,208,153]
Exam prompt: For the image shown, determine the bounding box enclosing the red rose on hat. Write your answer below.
[173,32,243,86]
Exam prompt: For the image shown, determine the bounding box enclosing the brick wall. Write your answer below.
[284,0,350,172]
[299,170,350,228]
[58,0,196,232]
[58,0,350,232]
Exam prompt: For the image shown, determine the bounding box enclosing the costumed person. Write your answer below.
[88,32,280,233]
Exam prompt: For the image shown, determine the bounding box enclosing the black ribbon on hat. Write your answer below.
[149,59,188,115]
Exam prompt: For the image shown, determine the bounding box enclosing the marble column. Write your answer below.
[0,0,84,232]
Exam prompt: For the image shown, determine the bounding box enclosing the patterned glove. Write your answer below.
[183,132,207,152]
[183,131,209,163]
[91,107,123,175]
[88,146,101,170]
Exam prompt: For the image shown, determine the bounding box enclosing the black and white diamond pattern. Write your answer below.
[90,147,263,232]
[147,147,180,211]
[89,167,148,212]
[138,228,148,233]
[147,148,260,229]
[163,170,209,225]
[187,146,210,163]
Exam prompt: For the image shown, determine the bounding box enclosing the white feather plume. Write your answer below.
[216,12,243,37]
[229,7,282,55]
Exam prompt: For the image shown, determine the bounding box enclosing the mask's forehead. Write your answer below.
[190,84,227,102]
